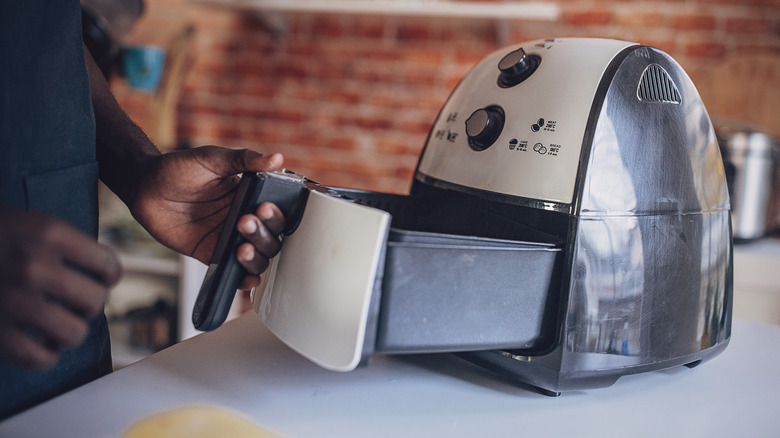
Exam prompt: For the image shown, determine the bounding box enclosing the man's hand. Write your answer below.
[129,147,286,289]
[85,47,285,289]
[0,208,121,369]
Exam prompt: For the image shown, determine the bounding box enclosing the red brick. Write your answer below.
[617,12,667,28]
[329,88,363,105]
[454,48,492,65]
[375,138,415,156]
[175,123,197,142]
[446,67,473,91]
[403,69,440,87]
[192,59,234,76]
[354,16,388,39]
[354,65,404,85]
[397,19,439,41]
[236,124,279,145]
[397,118,435,136]
[356,116,394,130]
[324,136,359,151]
[685,41,727,58]
[725,17,773,33]
[270,109,306,123]
[403,47,445,65]
[441,19,496,44]
[564,10,614,26]
[392,166,416,182]
[237,80,276,99]
[316,62,353,81]
[213,124,242,140]
[733,42,780,56]
[180,101,224,117]
[273,62,310,79]
[234,59,271,77]
[286,42,319,57]
[312,15,349,37]
[288,128,324,149]
[230,104,266,120]
[369,89,413,110]
[362,48,404,62]
[700,0,780,5]
[672,14,717,31]
[638,38,679,54]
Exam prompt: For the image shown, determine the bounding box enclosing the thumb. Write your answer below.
[207,147,284,177]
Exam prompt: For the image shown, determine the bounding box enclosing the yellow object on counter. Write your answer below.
[122,405,280,438]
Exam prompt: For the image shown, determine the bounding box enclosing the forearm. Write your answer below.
[85,46,161,206]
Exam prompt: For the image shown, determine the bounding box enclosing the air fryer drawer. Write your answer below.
[256,184,565,372]
[376,230,563,354]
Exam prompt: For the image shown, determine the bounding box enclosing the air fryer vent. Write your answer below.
[637,64,681,104]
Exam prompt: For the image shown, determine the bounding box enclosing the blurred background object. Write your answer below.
[81,0,145,78]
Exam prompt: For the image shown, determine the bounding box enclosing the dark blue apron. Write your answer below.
[0,0,112,419]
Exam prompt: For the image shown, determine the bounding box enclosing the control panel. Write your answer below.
[416,38,636,205]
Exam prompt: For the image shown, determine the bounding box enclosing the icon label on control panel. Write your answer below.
[534,39,556,50]
[508,138,528,152]
[531,117,557,133]
[509,139,560,157]
[434,129,459,143]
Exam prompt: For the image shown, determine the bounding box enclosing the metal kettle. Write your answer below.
[716,120,780,241]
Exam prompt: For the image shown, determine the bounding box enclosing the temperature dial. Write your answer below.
[465,105,505,151]
[497,47,541,88]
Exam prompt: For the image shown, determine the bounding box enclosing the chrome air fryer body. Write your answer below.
[411,38,732,394]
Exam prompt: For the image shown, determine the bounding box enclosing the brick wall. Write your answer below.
[114,0,780,194]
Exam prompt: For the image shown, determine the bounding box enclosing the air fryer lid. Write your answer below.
[414,38,637,206]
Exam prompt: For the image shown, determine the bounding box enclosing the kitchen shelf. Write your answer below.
[191,0,561,20]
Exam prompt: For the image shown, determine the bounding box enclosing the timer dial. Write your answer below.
[465,105,505,151]
[497,47,541,88]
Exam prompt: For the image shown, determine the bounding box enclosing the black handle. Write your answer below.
[192,171,308,331]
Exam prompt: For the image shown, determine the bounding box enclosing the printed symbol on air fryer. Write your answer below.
[508,139,528,151]
[535,39,555,49]
[533,143,547,154]
[531,117,557,132]
[446,112,458,122]
[434,129,458,143]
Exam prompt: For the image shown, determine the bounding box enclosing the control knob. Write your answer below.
[465,105,505,151]
[497,47,541,88]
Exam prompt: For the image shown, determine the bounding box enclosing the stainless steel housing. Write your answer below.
[413,41,733,394]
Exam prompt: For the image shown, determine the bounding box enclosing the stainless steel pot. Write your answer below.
[716,120,780,241]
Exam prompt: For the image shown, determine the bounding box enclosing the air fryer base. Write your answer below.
[459,339,730,396]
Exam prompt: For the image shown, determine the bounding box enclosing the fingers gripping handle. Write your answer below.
[192,171,308,331]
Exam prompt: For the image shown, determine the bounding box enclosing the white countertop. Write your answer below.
[2,314,779,438]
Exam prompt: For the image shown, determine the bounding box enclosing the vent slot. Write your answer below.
[637,64,681,104]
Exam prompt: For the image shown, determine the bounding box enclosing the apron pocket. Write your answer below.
[24,161,100,237]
